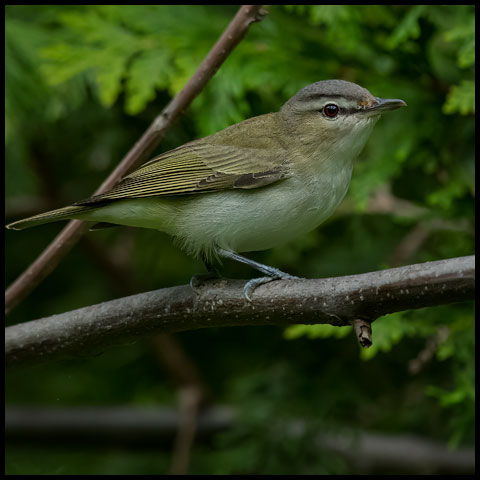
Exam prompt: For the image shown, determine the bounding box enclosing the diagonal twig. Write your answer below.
[5,5,268,315]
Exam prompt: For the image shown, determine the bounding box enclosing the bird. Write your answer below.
[6,79,406,300]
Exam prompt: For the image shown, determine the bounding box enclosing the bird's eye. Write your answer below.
[323,104,339,118]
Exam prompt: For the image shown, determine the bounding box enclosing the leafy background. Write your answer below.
[5,5,474,475]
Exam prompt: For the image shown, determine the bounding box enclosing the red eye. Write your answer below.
[324,104,339,118]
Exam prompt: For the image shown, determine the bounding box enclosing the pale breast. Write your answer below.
[173,156,354,256]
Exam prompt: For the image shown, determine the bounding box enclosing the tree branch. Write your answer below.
[5,406,474,474]
[5,256,474,368]
[169,387,203,475]
[5,5,268,315]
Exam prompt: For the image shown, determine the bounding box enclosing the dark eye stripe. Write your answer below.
[322,106,370,115]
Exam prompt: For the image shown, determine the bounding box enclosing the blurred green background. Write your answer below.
[5,5,474,475]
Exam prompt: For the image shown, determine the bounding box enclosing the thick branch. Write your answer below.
[5,406,474,473]
[5,256,474,368]
[5,5,268,315]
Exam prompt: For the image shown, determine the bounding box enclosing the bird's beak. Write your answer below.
[367,97,407,114]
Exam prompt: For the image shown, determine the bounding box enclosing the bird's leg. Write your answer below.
[215,247,298,301]
[189,253,221,289]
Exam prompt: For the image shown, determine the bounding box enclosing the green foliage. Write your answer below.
[5,5,474,475]
[443,81,475,115]
[37,6,227,116]
[443,14,475,68]
[284,323,352,341]
[386,5,426,49]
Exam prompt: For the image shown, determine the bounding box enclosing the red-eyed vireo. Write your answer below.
[7,80,406,300]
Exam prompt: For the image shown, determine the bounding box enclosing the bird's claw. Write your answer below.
[243,274,299,302]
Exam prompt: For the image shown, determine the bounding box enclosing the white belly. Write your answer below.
[173,159,354,256]
[80,114,379,258]
[85,157,354,258]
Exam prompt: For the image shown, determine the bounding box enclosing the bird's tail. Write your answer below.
[6,204,98,230]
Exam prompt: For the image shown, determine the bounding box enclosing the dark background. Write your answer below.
[5,5,475,475]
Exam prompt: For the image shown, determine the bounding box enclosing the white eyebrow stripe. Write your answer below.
[294,97,362,113]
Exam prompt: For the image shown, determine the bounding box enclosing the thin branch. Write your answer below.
[5,256,474,368]
[315,429,474,474]
[5,5,268,315]
[389,218,472,267]
[5,406,475,474]
[5,405,234,443]
[169,387,203,475]
[408,326,450,375]
[152,334,211,475]
[151,334,211,403]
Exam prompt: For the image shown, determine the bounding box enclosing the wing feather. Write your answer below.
[75,141,289,205]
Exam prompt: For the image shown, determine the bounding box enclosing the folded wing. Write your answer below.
[75,142,289,206]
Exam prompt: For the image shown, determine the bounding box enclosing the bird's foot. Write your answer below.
[243,273,299,302]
